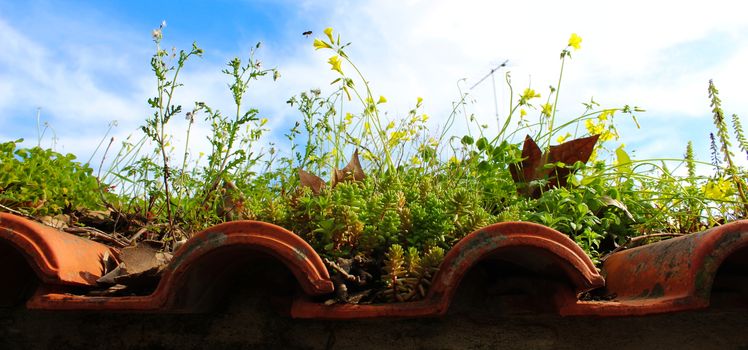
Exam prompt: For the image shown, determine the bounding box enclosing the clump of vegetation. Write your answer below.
[0,139,105,216]
[1,25,746,303]
[381,244,444,302]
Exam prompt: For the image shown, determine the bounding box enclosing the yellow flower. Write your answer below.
[416,97,423,107]
[389,130,407,147]
[599,130,615,142]
[345,112,354,124]
[328,55,343,74]
[598,109,612,121]
[585,119,605,135]
[324,27,334,42]
[410,156,422,165]
[556,133,571,143]
[421,114,429,122]
[520,109,527,118]
[521,88,541,100]
[519,88,541,106]
[386,121,395,129]
[313,38,331,50]
[568,33,582,50]
[703,179,733,201]
[541,103,553,117]
[377,95,387,104]
[361,150,375,162]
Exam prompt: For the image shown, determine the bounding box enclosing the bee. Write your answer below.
[302,30,313,37]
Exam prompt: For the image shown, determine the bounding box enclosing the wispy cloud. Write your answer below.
[0,15,152,155]
[290,0,748,162]
[1,0,746,171]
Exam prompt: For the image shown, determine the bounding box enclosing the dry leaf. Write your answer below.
[299,150,365,195]
[97,243,172,287]
[509,135,543,187]
[510,134,599,197]
[547,134,600,188]
[600,195,635,221]
[332,149,366,187]
[39,214,71,229]
[100,250,119,275]
[298,168,326,195]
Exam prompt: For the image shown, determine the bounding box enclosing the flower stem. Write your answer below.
[548,52,567,149]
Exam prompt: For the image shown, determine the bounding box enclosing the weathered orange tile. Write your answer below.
[561,220,748,316]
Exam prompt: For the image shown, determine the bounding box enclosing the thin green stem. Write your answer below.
[547,52,567,149]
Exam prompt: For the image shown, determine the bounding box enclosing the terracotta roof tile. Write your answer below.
[2,212,747,318]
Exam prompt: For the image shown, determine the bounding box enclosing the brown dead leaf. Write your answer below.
[298,168,325,195]
[100,250,119,275]
[509,135,543,186]
[119,245,158,275]
[78,209,112,226]
[97,242,172,287]
[39,214,71,229]
[547,134,599,188]
[83,209,112,222]
[298,150,366,195]
[510,134,599,198]
[600,195,635,221]
[332,149,366,187]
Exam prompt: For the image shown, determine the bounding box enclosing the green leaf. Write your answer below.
[615,144,632,174]
[476,137,488,151]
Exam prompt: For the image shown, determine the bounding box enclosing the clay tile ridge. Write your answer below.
[2,212,747,318]
[561,220,748,316]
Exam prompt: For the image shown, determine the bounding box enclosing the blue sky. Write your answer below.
[1,0,746,171]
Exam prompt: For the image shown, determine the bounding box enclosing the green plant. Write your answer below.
[4,25,747,303]
[381,244,444,302]
[0,139,105,216]
[103,24,279,237]
[708,80,748,214]
[732,113,748,160]
[141,22,203,236]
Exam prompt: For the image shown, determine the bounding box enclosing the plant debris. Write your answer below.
[510,134,599,198]
[96,241,172,294]
[324,255,374,303]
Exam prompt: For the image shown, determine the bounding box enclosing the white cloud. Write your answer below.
[1,0,747,173]
[0,16,153,146]
[289,0,748,162]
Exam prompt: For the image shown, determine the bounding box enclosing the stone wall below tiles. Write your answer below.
[2,281,748,350]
